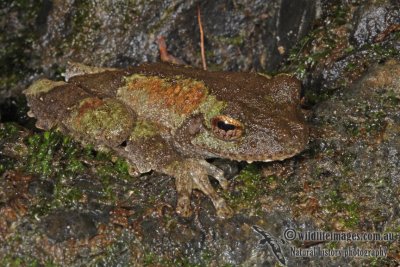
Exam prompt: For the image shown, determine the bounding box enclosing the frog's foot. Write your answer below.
[168,159,233,218]
[174,170,194,217]
[198,160,229,190]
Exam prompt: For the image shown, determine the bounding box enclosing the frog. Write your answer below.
[24,62,309,218]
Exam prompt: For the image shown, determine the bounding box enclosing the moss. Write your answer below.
[303,88,334,105]
[21,128,133,214]
[26,130,63,177]
[0,256,57,267]
[66,1,93,45]
[25,130,89,177]
[282,1,399,105]
[224,164,265,212]
[343,120,360,137]
[368,43,400,59]
[384,90,400,105]
[343,99,388,137]
[113,157,131,175]
[325,190,361,229]
[211,34,245,47]
[285,29,322,79]
[0,122,20,140]
[339,152,357,175]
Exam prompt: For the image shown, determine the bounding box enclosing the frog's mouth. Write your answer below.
[192,124,309,163]
[207,142,307,163]
[194,130,308,163]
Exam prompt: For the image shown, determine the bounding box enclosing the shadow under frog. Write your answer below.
[24,62,308,218]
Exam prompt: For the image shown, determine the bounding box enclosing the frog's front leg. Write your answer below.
[164,159,232,218]
[116,122,232,218]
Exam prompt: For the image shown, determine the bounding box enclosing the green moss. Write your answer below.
[332,4,348,25]
[26,130,62,177]
[339,152,357,175]
[54,186,83,205]
[0,256,57,267]
[369,43,400,58]
[285,29,321,79]
[0,122,20,140]
[282,2,398,105]
[384,90,400,105]
[67,1,93,43]
[343,120,360,136]
[25,130,88,177]
[21,128,134,214]
[344,62,357,71]
[326,190,361,229]
[342,100,387,137]
[212,34,245,46]
[224,164,265,212]
[113,157,131,175]
[71,2,91,29]
[303,88,334,105]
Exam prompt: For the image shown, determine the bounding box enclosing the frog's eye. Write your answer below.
[211,115,244,141]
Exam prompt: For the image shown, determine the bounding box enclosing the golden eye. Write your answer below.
[211,115,244,141]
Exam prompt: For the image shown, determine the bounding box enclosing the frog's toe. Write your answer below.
[174,168,194,217]
[165,159,233,218]
[218,178,229,191]
[176,195,192,217]
[198,160,229,190]
[211,197,232,218]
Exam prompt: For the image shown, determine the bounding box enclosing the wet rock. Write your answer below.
[41,211,98,243]
[351,1,399,47]
[28,179,54,198]
[1,1,400,266]
[1,0,318,98]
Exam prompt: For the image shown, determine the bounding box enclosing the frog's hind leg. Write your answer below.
[174,170,194,217]
[168,159,232,218]
[198,160,228,190]
[192,160,233,218]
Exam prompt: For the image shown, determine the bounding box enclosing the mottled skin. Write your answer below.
[24,62,308,218]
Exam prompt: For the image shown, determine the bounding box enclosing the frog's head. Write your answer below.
[175,72,309,162]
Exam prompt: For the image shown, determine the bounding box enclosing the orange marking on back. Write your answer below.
[77,98,103,117]
[127,76,207,114]
[72,97,104,127]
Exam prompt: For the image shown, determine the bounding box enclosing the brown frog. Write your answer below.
[24,62,308,218]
